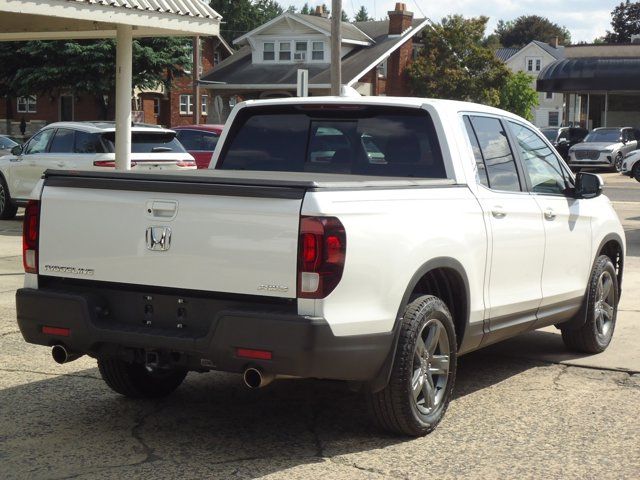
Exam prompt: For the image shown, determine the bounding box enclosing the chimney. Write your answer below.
[553,36,559,48]
[388,3,413,35]
[385,3,415,96]
[314,5,329,18]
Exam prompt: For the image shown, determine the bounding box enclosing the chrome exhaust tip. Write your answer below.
[243,367,275,389]
[51,345,82,364]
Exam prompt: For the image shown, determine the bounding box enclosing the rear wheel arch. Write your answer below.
[367,257,470,393]
[597,234,624,297]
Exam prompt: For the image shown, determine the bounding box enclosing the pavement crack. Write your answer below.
[130,405,162,465]
[0,367,100,381]
[0,330,19,338]
[552,364,569,391]
[329,457,399,479]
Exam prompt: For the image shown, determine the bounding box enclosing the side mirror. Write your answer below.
[558,139,570,145]
[575,172,603,199]
[11,145,22,156]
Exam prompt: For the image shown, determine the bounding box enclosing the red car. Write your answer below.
[173,124,224,169]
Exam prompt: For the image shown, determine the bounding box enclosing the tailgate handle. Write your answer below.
[147,200,178,219]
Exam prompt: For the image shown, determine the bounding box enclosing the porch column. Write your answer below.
[115,25,133,171]
[603,92,609,127]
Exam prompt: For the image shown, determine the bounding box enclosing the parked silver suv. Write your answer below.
[568,127,639,171]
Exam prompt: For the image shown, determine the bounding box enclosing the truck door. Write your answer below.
[507,121,592,327]
[464,115,545,342]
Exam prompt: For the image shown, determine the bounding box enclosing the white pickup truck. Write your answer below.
[16,97,625,436]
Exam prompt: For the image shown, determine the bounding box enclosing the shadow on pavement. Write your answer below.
[0,348,558,478]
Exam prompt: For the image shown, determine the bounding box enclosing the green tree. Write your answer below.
[0,38,191,120]
[406,15,510,106]
[300,2,311,14]
[354,6,371,22]
[341,10,350,22]
[496,15,570,48]
[209,0,284,41]
[605,1,640,43]
[498,71,539,121]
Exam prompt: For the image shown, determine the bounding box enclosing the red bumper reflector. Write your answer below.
[236,348,272,360]
[42,326,70,337]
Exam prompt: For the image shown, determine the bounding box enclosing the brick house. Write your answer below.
[0,36,232,137]
[200,3,428,123]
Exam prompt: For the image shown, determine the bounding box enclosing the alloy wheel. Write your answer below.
[412,318,450,415]
[594,270,615,339]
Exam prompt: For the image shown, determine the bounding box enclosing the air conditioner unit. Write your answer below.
[294,52,306,61]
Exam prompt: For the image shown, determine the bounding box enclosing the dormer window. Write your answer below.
[279,42,291,61]
[312,41,325,61]
[263,42,275,61]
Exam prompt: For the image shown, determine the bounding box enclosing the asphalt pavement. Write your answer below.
[0,172,639,479]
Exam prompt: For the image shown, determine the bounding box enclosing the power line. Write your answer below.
[410,0,427,18]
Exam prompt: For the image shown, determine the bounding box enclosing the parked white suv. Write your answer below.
[0,122,196,219]
[16,97,625,437]
[620,149,640,181]
[568,127,639,171]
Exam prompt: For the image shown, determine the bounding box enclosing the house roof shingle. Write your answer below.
[201,18,428,88]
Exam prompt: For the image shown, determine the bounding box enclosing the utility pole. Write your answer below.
[331,0,342,96]
[192,36,201,125]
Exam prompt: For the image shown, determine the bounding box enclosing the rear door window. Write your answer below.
[468,116,521,192]
[463,116,489,187]
[218,105,446,178]
[49,129,75,153]
[74,131,104,153]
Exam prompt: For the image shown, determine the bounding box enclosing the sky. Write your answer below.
[286,0,624,43]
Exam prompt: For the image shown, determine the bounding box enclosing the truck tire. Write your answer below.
[367,295,457,437]
[561,255,618,354]
[0,175,18,220]
[98,357,188,398]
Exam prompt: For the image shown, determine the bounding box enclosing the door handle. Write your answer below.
[9,157,22,162]
[56,162,65,168]
[491,206,506,219]
[544,208,556,221]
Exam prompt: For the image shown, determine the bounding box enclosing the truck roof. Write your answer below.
[237,95,525,122]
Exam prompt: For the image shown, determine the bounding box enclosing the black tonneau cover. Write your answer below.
[43,169,457,192]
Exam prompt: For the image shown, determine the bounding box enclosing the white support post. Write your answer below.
[604,92,609,128]
[115,25,133,171]
[331,0,342,96]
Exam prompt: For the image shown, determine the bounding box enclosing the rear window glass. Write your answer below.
[102,132,186,153]
[217,106,446,178]
[176,129,220,151]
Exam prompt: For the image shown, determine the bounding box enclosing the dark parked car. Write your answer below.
[540,127,588,160]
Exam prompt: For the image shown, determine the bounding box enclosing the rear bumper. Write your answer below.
[16,288,393,382]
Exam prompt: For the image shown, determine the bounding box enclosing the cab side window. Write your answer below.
[509,121,568,195]
[468,116,521,192]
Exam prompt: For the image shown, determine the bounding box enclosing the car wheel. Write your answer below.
[561,255,618,354]
[614,153,624,172]
[632,162,640,183]
[0,175,18,220]
[367,295,457,436]
[98,357,188,398]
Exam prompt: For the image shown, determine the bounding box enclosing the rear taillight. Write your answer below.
[93,160,137,167]
[297,216,346,299]
[23,200,40,274]
[176,160,196,168]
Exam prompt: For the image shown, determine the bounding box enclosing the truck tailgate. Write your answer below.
[38,171,305,299]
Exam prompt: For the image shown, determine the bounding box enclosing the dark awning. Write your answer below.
[537,57,640,92]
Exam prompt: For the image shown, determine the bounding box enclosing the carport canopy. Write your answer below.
[537,57,640,93]
[0,0,222,170]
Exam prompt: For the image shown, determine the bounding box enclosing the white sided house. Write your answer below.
[496,40,565,128]
[200,3,428,122]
